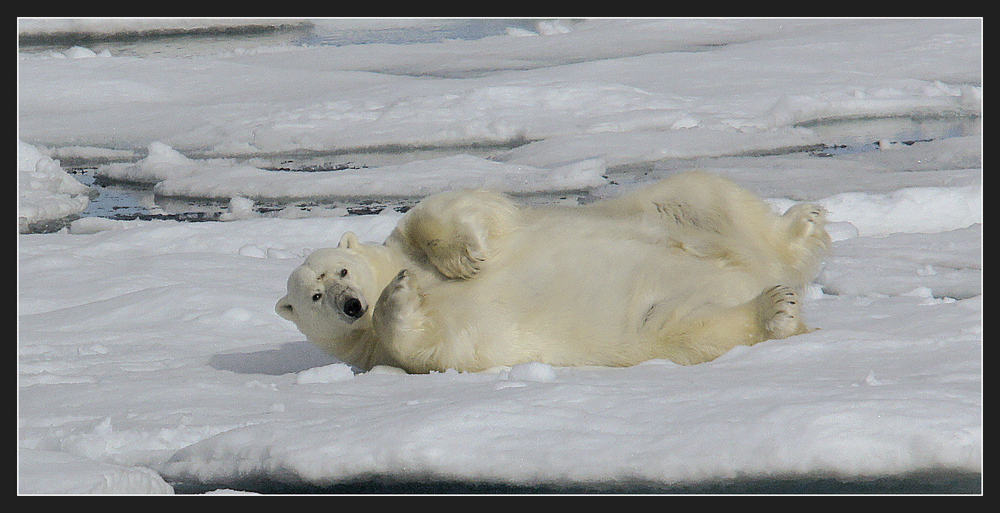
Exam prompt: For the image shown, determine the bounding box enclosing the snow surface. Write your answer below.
[17,139,91,232]
[93,142,608,199]
[17,18,981,494]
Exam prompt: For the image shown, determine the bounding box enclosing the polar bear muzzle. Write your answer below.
[335,289,367,323]
[342,296,365,320]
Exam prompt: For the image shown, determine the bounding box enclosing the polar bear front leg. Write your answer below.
[372,270,433,371]
[420,229,488,280]
[393,189,520,280]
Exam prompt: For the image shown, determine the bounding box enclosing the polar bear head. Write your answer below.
[276,232,392,364]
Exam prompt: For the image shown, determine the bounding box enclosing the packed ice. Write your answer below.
[17,18,981,494]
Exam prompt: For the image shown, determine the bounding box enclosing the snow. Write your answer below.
[95,144,608,199]
[17,18,981,494]
[18,448,174,494]
[17,139,91,233]
[294,363,357,385]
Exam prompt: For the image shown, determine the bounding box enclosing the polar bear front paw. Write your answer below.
[374,270,425,329]
[428,239,486,280]
[384,269,420,305]
[757,285,804,339]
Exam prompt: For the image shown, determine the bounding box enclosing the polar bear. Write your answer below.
[276,171,831,373]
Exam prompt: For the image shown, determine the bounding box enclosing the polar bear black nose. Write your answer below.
[343,297,364,319]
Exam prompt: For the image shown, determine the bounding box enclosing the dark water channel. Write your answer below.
[170,469,981,495]
[66,145,520,225]
[63,114,979,230]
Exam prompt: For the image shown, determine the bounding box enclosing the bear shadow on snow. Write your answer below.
[208,341,344,375]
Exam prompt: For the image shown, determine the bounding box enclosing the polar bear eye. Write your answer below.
[339,268,348,278]
[311,292,322,302]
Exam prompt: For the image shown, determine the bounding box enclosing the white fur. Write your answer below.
[276,171,831,373]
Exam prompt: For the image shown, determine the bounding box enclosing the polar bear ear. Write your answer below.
[338,231,360,250]
[275,296,296,321]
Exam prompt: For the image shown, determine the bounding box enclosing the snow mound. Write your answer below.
[296,363,356,384]
[504,362,558,382]
[820,185,982,237]
[17,140,91,232]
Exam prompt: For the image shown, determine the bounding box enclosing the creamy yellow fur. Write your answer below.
[276,171,831,372]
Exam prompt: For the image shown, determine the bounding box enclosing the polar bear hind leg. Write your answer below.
[648,285,808,365]
[595,171,771,234]
[617,172,831,289]
[778,203,831,282]
[754,285,808,339]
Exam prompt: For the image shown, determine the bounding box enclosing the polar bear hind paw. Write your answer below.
[757,285,806,339]
[782,203,828,242]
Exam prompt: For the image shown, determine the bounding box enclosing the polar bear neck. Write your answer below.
[324,242,408,371]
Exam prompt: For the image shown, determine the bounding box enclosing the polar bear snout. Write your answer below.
[342,296,366,320]
[333,288,368,323]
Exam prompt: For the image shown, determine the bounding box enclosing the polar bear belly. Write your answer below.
[413,215,766,368]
